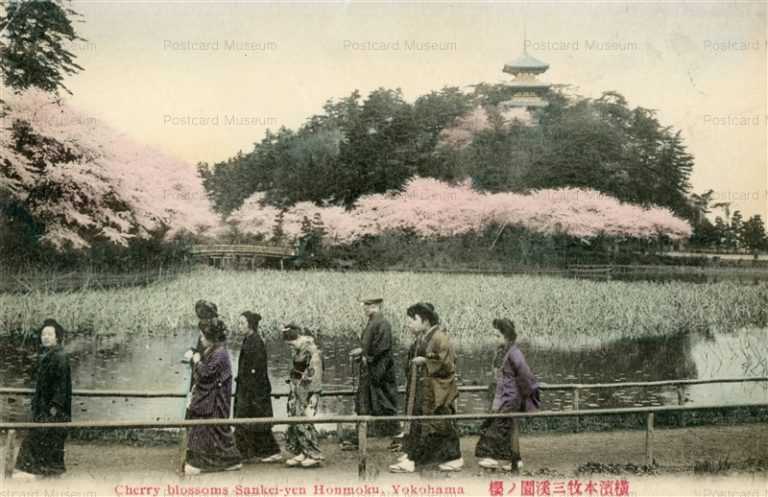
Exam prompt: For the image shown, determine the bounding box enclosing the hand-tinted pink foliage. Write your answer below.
[0,89,221,249]
[230,177,692,244]
[438,106,492,149]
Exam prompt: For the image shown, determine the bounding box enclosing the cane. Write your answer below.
[178,357,194,474]
[351,357,359,399]
[341,355,359,444]
[403,361,419,436]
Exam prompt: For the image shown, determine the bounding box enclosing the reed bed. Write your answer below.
[1,268,766,349]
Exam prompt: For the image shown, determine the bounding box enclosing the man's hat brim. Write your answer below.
[361,298,383,305]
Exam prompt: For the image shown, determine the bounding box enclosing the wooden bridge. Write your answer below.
[189,244,299,270]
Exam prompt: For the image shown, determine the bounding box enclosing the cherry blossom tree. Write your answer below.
[228,176,692,245]
[0,88,220,251]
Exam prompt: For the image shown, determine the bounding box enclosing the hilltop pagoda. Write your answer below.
[501,48,551,109]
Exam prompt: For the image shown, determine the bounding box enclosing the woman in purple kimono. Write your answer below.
[475,318,540,471]
[184,318,242,475]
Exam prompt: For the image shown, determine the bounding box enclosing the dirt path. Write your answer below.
[4,424,767,496]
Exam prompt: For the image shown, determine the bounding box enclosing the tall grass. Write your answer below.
[1,268,766,349]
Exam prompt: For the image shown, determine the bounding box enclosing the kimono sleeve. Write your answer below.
[301,348,323,393]
[236,338,253,380]
[48,352,72,419]
[425,332,454,377]
[189,350,227,417]
[511,348,538,399]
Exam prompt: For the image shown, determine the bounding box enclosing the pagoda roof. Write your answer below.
[504,80,551,89]
[503,52,550,74]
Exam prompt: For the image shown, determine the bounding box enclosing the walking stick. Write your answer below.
[352,357,359,402]
[403,361,419,436]
[178,357,194,475]
[345,356,359,441]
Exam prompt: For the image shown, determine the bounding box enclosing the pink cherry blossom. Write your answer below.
[230,177,692,244]
[1,88,222,249]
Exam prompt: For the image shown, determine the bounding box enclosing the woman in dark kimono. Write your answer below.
[13,319,72,480]
[184,318,242,475]
[475,318,540,471]
[234,311,282,463]
[282,324,324,468]
[389,303,463,473]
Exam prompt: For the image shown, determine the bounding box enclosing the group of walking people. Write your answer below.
[10,297,540,479]
[183,300,325,473]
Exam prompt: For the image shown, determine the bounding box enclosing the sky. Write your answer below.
[62,0,767,219]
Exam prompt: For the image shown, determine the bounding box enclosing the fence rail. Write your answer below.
[567,264,768,274]
[0,269,191,293]
[1,401,767,480]
[2,375,767,479]
[2,376,765,400]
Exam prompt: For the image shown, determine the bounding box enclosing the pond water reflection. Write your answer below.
[1,327,765,426]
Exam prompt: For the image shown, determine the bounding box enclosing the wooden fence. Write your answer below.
[1,377,766,480]
[0,268,191,293]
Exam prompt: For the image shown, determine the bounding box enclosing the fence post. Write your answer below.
[573,387,580,432]
[0,429,16,479]
[645,413,654,466]
[676,385,686,427]
[510,418,520,459]
[357,419,368,480]
[178,430,189,475]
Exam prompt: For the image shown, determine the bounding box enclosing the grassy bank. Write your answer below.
[1,268,766,348]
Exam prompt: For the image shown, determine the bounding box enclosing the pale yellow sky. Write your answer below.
[64,1,766,219]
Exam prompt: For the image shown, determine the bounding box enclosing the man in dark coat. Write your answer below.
[350,298,400,439]
[13,319,72,479]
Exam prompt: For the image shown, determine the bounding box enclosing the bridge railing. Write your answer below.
[189,244,296,256]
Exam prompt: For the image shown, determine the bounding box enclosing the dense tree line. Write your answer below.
[687,190,767,254]
[199,86,697,224]
[198,87,475,211]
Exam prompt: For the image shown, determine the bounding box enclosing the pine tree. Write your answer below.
[272,209,286,244]
[730,210,744,251]
[0,0,85,94]
[741,215,767,254]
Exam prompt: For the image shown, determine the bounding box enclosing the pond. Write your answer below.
[1,326,765,427]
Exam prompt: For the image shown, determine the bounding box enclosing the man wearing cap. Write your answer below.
[349,298,400,442]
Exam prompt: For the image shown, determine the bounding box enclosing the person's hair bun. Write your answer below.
[493,318,517,342]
